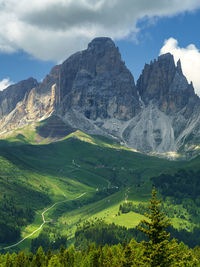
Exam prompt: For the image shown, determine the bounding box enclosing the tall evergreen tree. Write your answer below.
[122,244,135,267]
[137,188,178,266]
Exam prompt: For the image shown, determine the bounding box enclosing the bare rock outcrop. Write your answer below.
[1,37,200,157]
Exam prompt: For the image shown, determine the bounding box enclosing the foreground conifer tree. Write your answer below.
[137,188,178,266]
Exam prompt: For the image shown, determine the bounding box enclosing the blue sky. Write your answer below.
[0,0,200,93]
[117,10,200,81]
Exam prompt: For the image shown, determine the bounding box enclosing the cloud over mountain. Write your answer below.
[0,0,200,61]
[0,78,13,91]
[160,38,200,96]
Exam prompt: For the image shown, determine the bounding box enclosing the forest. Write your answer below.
[1,189,200,266]
[151,169,200,202]
[0,195,34,244]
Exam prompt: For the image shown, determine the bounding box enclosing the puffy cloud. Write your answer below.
[0,78,14,91]
[0,0,200,61]
[160,38,200,96]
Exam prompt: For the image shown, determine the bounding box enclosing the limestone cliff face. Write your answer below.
[137,53,198,116]
[0,63,62,132]
[0,78,38,117]
[58,37,140,121]
[1,38,200,157]
[124,53,200,154]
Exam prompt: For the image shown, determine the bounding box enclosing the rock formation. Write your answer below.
[1,37,200,157]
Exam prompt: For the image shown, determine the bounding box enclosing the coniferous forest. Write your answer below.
[1,189,200,266]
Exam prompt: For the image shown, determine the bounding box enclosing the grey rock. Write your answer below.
[58,37,140,121]
[136,53,198,116]
[1,38,200,158]
[0,78,38,116]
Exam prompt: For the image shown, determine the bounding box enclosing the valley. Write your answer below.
[0,123,200,252]
[0,37,200,258]
[1,0,200,263]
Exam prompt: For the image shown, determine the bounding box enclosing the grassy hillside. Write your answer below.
[0,122,200,252]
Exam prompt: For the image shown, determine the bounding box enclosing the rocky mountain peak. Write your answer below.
[1,38,200,157]
[85,37,123,74]
[176,59,183,75]
[158,52,174,62]
[0,77,38,117]
[57,37,140,121]
[136,53,198,115]
[88,37,115,51]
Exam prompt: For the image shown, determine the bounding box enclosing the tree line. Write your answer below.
[0,195,34,244]
[1,189,200,266]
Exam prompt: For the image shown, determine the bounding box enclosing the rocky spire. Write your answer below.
[136,53,176,104]
[88,37,115,51]
[0,78,38,116]
[57,37,140,120]
[136,53,198,115]
[176,59,183,75]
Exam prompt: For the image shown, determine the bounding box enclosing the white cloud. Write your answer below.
[160,38,200,96]
[0,78,14,91]
[0,0,200,61]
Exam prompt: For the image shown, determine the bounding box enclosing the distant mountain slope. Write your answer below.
[126,53,200,154]
[0,37,200,157]
[1,127,200,250]
[0,126,188,249]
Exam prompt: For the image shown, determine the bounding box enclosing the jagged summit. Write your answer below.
[158,52,174,60]
[57,36,139,122]
[157,53,182,75]
[88,37,115,49]
[0,78,38,117]
[137,52,198,115]
[0,38,200,157]
[176,59,183,75]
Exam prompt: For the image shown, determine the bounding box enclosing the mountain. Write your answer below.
[2,38,200,251]
[1,37,200,157]
[127,53,200,155]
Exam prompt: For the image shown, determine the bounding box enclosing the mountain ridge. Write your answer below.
[1,37,200,157]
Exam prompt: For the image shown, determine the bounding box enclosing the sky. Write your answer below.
[0,0,200,94]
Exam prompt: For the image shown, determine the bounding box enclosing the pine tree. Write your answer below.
[5,252,12,267]
[16,251,26,267]
[103,247,113,267]
[137,188,178,267]
[48,255,62,267]
[122,244,135,267]
[32,246,45,267]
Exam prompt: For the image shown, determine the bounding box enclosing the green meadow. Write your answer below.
[0,123,200,251]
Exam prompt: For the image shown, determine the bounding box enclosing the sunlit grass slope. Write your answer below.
[1,120,200,251]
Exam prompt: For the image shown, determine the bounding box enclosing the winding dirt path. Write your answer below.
[3,192,86,250]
